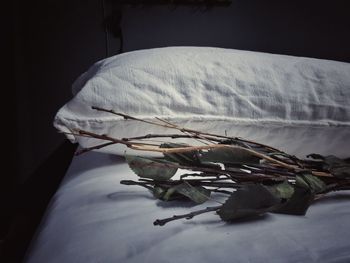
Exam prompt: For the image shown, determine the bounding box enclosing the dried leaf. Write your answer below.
[296,173,327,194]
[273,186,314,215]
[200,147,260,165]
[162,186,182,201]
[273,173,324,215]
[331,166,350,179]
[264,180,294,200]
[306,153,325,160]
[163,182,211,203]
[125,155,177,180]
[160,143,201,166]
[153,186,166,199]
[217,184,280,221]
[307,154,350,178]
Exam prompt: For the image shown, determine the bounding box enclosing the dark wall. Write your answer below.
[14,0,107,182]
[1,0,18,243]
[122,0,350,62]
[3,0,107,259]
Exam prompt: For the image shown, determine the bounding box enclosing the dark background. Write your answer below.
[2,0,350,261]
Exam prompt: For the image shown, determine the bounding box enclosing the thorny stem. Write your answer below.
[153,206,222,226]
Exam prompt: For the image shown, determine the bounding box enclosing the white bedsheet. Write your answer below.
[26,148,350,263]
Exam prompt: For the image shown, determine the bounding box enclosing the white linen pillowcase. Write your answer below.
[54,47,350,158]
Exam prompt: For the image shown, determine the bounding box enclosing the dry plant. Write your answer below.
[62,107,350,225]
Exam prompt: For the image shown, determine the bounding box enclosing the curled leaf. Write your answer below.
[273,174,326,215]
[163,182,211,203]
[273,187,314,216]
[200,147,260,165]
[153,186,166,199]
[125,155,177,180]
[160,143,201,166]
[331,166,350,179]
[296,173,327,194]
[217,184,280,221]
[263,180,294,200]
[307,154,350,178]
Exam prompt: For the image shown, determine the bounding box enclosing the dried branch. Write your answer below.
[74,133,221,156]
[123,133,222,142]
[155,116,214,145]
[67,127,294,175]
[59,108,350,226]
[127,155,281,181]
[130,178,242,189]
[75,142,116,155]
[71,127,333,180]
[129,143,297,170]
[91,106,281,152]
[153,206,221,226]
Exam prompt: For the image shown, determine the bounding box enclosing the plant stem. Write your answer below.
[91,106,281,151]
[130,143,297,170]
[153,206,222,226]
[155,117,212,145]
[75,142,116,155]
[119,180,154,191]
[128,179,242,189]
[130,156,278,181]
[123,133,222,142]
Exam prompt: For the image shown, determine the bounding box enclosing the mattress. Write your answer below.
[25,144,350,263]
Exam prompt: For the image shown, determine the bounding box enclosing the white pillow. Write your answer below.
[54,47,350,157]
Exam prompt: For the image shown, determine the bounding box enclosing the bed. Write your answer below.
[25,47,350,263]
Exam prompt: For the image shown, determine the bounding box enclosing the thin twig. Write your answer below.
[91,106,281,151]
[76,130,159,147]
[135,178,245,189]
[74,109,334,179]
[75,142,116,155]
[128,156,279,181]
[77,133,220,156]
[120,180,154,191]
[71,128,329,179]
[122,133,222,142]
[67,129,291,178]
[92,106,175,128]
[155,116,212,145]
[153,206,222,226]
[129,144,297,170]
